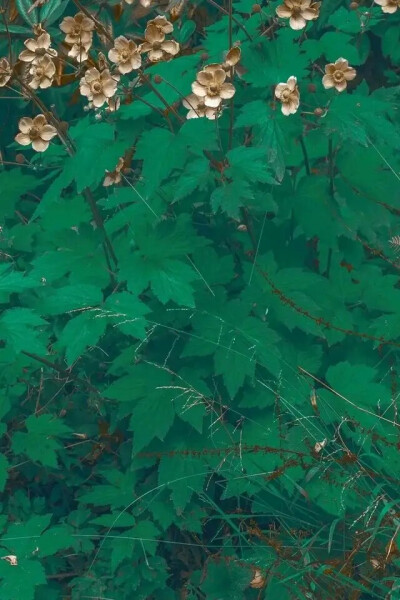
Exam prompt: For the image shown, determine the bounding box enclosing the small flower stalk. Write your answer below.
[276,0,320,29]
[275,76,300,115]
[15,114,58,152]
[322,58,356,92]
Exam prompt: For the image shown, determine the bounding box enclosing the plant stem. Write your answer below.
[205,0,253,41]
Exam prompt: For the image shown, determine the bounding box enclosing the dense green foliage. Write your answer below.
[0,0,400,598]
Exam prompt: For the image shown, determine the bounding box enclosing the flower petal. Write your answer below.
[197,70,213,86]
[41,125,58,140]
[33,114,47,128]
[191,81,207,96]
[59,16,74,33]
[18,117,33,133]
[204,95,222,108]
[19,50,35,62]
[289,14,306,29]
[344,67,356,81]
[335,80,347,92]
[276,4,293,17]
[32,138,49,152]
[213,68,227,85]
[219,82,235,99]
[161,40,179,56]
[322,74,334,89]
[93,93,106,107]
[15,133,31,146]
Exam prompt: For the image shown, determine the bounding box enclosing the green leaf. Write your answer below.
[12,414,71,468]
[131,393,175,453]
[211,180,254,218]
[57,310,108,366]
[69,122,127,192]
[0,308,47,355]
[15,0,38,25]
[0,559,46,600]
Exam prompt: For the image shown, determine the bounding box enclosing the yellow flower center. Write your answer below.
[120,50,130,61]
[30,127,40,140]
[333,71,344,82]
[92,81,102,93]
[209,84,219,94]
[281,88,291,101]
[36,47,46,56]
[152,42,162,50]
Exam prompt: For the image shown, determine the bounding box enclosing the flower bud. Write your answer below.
[349,1,358,8]
[15,153,26,164]
[201,53,209,61]
[252,3,262,12]
[154,74,163,84]
[314,107,324,116]
[308,83,316,93]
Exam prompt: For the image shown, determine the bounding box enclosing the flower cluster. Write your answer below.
[140,16,179,62]
[60,12,95,63]
[18,32,57,89]
[182,47,240,120]
[275,58,356,116]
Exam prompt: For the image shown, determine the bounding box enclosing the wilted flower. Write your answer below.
[274,76,300,115]
[374,0,400,12]
[28,55,55,89]
[250,569,265,589]
[322,58,356,92]
[0,58,12,87]
[182,94,218,119]
[103,157,124,186]
[141,24,179,62]
[1,555,17,566]
[60,12,95,44]
[108,36,141,74]
[106,96,121,112]
[15,114,57,152]
[68,40,92,63]
[222,46,241,72]
[147,15,174,34]
[276,0,320,29]
[18,32,57,64]
[79,67,118,108]
[191,65,235,108]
